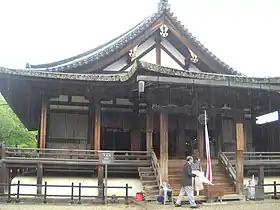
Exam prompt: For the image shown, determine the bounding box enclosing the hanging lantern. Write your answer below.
[138,81,145,93]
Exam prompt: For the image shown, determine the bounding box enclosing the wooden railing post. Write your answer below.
[16,180,20,203]
[273,181,277,199]
[43,182,47,203]
[70,182,74,204]
[125,184,129,205]
[78,183,81,204]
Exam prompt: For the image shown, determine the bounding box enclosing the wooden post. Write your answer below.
[0,163,8,194]
[146,110,153,152]
[39,98,47,149]
[37,164,43,195]
[160,111,168,181]
[93,102,103,197]
[197,124,204,161]
[235,122,244,195]
[94,103,101,150]
[97,165,104,197]
[87,99,94,148]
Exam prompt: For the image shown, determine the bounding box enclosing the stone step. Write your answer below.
[138,167,153,172]
[139,171,155,176]
[141,180,158,185]
[144,189,159,195]
[141,175,157,181]
[143,185,159,190]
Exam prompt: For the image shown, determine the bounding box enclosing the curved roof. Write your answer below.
[1,61,280,89]
[25,0,242,75]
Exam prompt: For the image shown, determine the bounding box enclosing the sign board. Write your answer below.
[99,152,114,164]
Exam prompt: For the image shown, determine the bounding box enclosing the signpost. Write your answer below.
[99,151,114,204]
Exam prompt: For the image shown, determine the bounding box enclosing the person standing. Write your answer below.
[175,156,199,208]
[192,157,204,196]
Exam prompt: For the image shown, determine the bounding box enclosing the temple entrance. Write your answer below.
[100,127,131,151]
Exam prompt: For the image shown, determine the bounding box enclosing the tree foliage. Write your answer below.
[0,96,37,148]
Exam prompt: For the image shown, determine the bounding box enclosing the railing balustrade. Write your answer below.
[0,147,151,166]
[0,181,132,204]
[150,151,161,188]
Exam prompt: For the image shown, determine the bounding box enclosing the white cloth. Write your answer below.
[192,170,204,191]
[193,170,213,185]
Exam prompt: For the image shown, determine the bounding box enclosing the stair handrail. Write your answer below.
[150,151,162,188]
[219,152,236,184]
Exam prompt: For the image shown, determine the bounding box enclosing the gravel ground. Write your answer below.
[1,201,280,210]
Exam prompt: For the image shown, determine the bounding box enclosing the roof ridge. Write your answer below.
[158,0,170,12]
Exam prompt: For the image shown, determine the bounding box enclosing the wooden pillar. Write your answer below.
[94,103,101,150]
[39,98,47,149]
[87,99,94,148]
[160,112,168,181]
[197,124,204,161]
[37,164,43,195]
[235,122,244,195]
[146,110,153,152]
[259,166,264,186]
[93,102,103,196]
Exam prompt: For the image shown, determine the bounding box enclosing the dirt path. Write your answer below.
[1,201,280,210]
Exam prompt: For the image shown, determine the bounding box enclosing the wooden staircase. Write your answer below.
[138,167,159,201]
[168,159,236,196]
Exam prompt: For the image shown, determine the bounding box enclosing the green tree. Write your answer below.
[0,96,37,148]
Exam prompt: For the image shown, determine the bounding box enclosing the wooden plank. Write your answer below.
[40,98,47,149]
[146,110,153,152]
[235,122,244,195]
[160,112,168,181]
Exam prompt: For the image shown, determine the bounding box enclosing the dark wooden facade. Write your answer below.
[1,0,280,195]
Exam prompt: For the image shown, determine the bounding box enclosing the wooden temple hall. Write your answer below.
[1,0,280,199]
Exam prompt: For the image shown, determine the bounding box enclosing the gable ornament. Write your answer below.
[129,45,138,60]
[160,24,169,37]
[189,49,199,63]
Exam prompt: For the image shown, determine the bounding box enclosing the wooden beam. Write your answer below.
[39,98,47,149]
[235,122,244,195]
[156,32,161,65]
[161,44,186,70]
[137,75,280,91]
[94,103,101,150]
[160,111,168,181]
[146,109,154,152]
